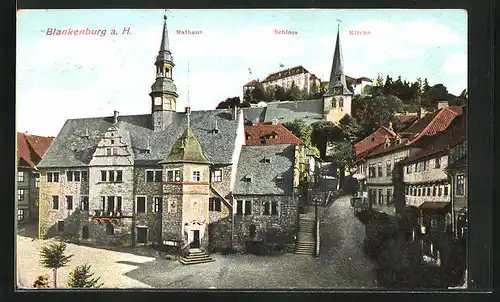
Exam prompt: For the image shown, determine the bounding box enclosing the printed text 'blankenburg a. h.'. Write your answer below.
[45,27,132,37]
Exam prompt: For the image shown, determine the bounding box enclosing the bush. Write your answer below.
[220,247,237,255]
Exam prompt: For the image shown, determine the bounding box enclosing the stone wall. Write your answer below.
[232,195,298,252]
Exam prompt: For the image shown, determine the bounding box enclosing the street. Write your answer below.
[16,195,376,289]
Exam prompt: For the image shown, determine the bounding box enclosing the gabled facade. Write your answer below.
[16,133,54,222]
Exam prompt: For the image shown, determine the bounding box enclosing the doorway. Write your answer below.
[191,230,200,248]
[137,227,148,245]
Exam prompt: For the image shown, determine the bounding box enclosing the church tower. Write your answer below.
[150,14,178,132]
[323,23,353,124]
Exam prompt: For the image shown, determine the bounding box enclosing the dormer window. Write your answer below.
[264,157,271,163]
[276,175,284,183]
[106,148,112,156]
[110,139,115,144]
[244,176,252,182]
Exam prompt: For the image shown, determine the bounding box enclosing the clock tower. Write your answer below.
[150,14,178,132]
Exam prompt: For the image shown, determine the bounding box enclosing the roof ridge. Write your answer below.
[405,108,458,146]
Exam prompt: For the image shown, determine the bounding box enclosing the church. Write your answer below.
[36,15,350,260]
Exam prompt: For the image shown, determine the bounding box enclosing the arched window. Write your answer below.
[339,97,344,107]
[82,225,89,239]
[106,222,114,235]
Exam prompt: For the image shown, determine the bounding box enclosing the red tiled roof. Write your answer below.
[245,123,303,146]
[354,126,396,159]
[403,114,466,164]
[17,132,54,169]
[262,65,310,83]
[365,106,464,159]
[406,106,463,145]
[396,115,418,125]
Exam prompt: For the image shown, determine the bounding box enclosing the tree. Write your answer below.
[286,81,301,101]
[450,89,467,106]
[243,88,253,104]
[275,85,286,101]
[216,96,242,109]
[352,93,404,136]
[33,274,50,289]
[375,74,384,87]
[67,264,104,288]
[251,81,266,101]
[39,242,73,288]
[283,118,313,146]
[329,140,356,188]
[264,85,276,102]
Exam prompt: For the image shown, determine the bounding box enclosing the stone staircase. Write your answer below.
[294,215,316,255]
[179,248,215,265]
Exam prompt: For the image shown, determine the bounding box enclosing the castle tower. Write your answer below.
[150,14,178,132]
[159,110,212,251]
[323,23,353,124]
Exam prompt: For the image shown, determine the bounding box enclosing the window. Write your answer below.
[66,196,73,210]
[106,148,112,156]
[406,164,412,174]
[438,186,442,196]
[82,171,88,182]
[435,157,441,169]
[112,148,117,155]
[107,196,115,214]
[116,171,123,182]
[17,189,25,201]
[332,99,336,108]
[101,171,107,182]
[166,169,181,182]
[109,171,115,182]
[101,196,106,210]
[110,139,115,144]
[154,197,162,212]
[378,189,383,205]
[423,160,428,171]
[405,186,409,195]
[17,209,25,221]
[244,200,252,216]
[136,196,146,213]
[146,170,162,182]
[433,186,437,196]
[236,200,243,216]
[339,97,344,107]
[213,169,222,182]
[386,160,392,177]
[57,221,65,232]
[106,222,114,235]
[271,201,278,215]
[263,201,270,215]
[67,171,73,182]
[209,198,221,212]
[422,187,426,196]
[387,189,392,205]
[18,171,25,182]
[116,196,122,211]
[444,185,449,196]
[52,196,59,209]
[81,196,89,211]
[418,188,421,196]
[192,171,201,181]
[456,175,465,196]
[427,187,431,196]
[74,171,81,182]
[377,162,383,177]
[47,172,59,182]
[264,157,271,163]
[34,174,40,188]
[368,164,375,177]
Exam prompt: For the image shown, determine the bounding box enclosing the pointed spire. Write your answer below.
[325,22,352,97]
[156,12,173,64]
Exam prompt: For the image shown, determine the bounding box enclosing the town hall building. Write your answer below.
[37,15,302,258]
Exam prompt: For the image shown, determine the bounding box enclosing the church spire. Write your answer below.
[325,22,352,97]
[156,13,173,64]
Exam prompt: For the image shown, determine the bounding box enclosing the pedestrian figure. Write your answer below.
[33,274,50,288]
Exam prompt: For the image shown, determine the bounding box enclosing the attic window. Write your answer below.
[111,133,114,137]
[244,176,252,182]
[276,175,284,183]
[264,157,271,163]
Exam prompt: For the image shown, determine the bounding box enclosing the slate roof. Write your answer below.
[263,99,324,125]
[245,123,303,146]
[234,144,295,195]
[38,109,241,168]
[17,133,55,169]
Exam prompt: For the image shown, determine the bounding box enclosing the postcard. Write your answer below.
[16,8,468,290]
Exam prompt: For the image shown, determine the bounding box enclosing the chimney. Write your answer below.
[113,111,119,124]
[213,119,219,134]
[437,100,449,110]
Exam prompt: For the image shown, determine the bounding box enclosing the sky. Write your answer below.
[17,9,467,137]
